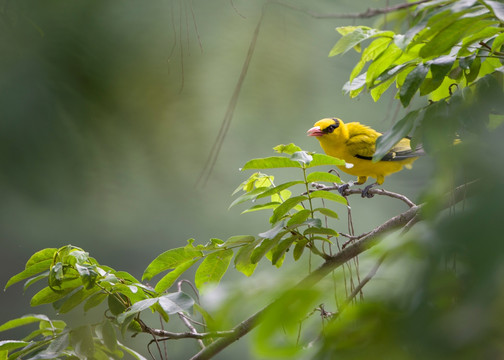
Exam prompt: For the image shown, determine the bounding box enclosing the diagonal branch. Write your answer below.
[189,181,475,360]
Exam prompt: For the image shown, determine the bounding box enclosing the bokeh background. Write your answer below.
[0,0,433,358]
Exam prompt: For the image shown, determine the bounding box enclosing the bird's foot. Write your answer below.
[361,183,377,198]
[338,181,354,196]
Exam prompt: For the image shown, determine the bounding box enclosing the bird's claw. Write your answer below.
[338,181,354,196]
[361,184,375,198]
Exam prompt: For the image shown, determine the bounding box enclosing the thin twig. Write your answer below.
[269,0,432,19]
[308,183,416,208]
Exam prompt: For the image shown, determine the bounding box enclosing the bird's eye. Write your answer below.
[325,123,338,133]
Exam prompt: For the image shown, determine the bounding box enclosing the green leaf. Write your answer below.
[309,190,347,205]
[255,181,304,200]
[229,186,271,209]
[303,227,338,237]
[241,202,281,214]
[259,221,286,239]
[117,298,158,323]
[306,171,341,183]
[400,62,430,106]
[0,315,49,332]
[59,286,101,314]
[223,235,256,246]
[491,32,504,52]
[234,240,260,276]
[293,238,308,260]
[273,143,302,154]
[100,320,117,352]
[424,55,456,94]
[5,259,53,290]
[195,249,233,290]
[0,340,30,352]
[154,258,199,293]
[31,279,82,306]
[23,271,50,291]
[371,76,396,101]
[70,325,94,359]
[241,156,301,170]
[419,16,491,58]
[142,247,203,281]
[270,236,298,265]
[330,27,392,56]
[307,154,346,167]
[374,109,423,161]
[286,209,312,227]
[251,239,277,264]
[26,248,58,268]
[270,196,307,224]
[158,292,195,314]
[366,43,403,87]
[343,73,366,96]
[314,207,339,219]
[84,292,108,312]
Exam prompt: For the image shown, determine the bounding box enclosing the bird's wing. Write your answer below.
[381,138,424,161]
[345,123,380,159]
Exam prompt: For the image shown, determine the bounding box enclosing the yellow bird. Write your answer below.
[307,117,423,197]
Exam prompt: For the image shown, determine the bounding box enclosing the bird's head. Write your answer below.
[307,118,343,137]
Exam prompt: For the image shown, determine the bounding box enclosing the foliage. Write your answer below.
[1,145,353,359]
[2,1,504,359]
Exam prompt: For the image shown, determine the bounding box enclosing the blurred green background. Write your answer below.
[0,0,433,357]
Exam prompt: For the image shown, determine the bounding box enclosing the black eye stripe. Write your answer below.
[324,119,340,133]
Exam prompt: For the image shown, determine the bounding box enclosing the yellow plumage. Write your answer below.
[307,118,421,186]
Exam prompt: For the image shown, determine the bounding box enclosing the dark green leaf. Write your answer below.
[241,156,301,170]
[400,63,430,107]
[108,293,128,316]
[421,55,456,95]
[270,196,307,224]
[293,239,308,261]
[270,236,298,265]
[374,109,423,161]
[466,56,482,83]
[251,238,278,264]
[194,249,233,290]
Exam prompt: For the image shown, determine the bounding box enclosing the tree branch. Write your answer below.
[270,0,433,19]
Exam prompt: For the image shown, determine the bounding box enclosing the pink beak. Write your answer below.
[307,126,324,137]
